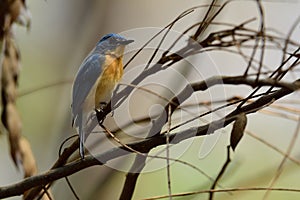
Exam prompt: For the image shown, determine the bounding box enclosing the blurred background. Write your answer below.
[1,0,300,199]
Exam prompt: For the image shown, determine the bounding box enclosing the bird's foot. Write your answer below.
[99,101,114,117]
[95,108,106,124]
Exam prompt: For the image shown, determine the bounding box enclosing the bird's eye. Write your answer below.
[103,35,112,40]
[100,34,114,43]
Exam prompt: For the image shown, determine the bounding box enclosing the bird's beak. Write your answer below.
[119,39,134,45]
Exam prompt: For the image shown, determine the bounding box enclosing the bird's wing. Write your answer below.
[72,53,104,122]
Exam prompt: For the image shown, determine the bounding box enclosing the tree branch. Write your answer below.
[0,77,297,199]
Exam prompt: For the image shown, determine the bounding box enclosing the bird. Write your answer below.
[71,33,134,159]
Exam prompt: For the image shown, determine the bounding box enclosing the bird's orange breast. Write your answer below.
[94,55,124,109]
[102,55,124,82]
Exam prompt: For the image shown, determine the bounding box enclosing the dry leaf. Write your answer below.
[6,102,22,166]
[19,137,37,177]
[230,113,247,151]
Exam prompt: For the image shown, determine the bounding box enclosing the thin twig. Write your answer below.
[209,146,231,200]
[166,104,172,200]
[262,116,300,199]
[142,187,300,200]
[246,130,300,166]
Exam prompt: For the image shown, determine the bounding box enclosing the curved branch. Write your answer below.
[0,78,297,199]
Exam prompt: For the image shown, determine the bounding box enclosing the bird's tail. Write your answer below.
[77,113,85,159]
[77,112,98,159]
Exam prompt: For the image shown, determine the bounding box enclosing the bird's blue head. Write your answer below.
[96,33,134,54]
